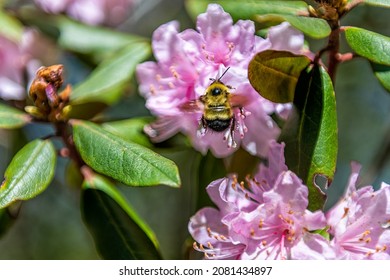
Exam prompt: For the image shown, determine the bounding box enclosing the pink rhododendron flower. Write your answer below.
[0,30,44,101]
[0,35,25,100]
[326,162,390,259]
[34,0,136,26]
[136,4,307,158]
[189,141,335,259]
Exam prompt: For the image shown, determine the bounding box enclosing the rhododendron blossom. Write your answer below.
[189,141,335,259]
[189,142,390,259]
[326,162,390,259]
[136,4,307,158]
[0,31,43,100]
[35,0,136,26]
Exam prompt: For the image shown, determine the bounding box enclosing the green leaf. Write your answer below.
[82,173,161,259]
[279,65,338,211]
[372,63,390,92]
[255,14,330,39]
[0,10,23,42]
[186,0,308,21]
[70,42,151,106]
[0,139,56,208]
[363,0,390,8]
[55,16,148,60]
[0,103,31,129]
[72,120,181,187]
[17,9,146,61]
[344,27,390,66]
[102,117,153,148]
[248,50,311,103]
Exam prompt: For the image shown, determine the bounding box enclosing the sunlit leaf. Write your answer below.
[72,120,181,187]
[344,27,390,66]
[82,173,161,259]
[248,50,311,103]
[0,103,31,129]
[0,139,56,208]
[255,14,330,39]
[185,0,308,21]
[279,65,338,211]
[70,42,151,106]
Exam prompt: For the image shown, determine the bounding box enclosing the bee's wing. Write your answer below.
[229,94,251,108]
[179,99,203,113]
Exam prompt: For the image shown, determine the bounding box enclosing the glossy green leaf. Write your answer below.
[363,0,390,7]
[372,63,390,92]
[82,173,161,259]
[0,10,23,42]
[0,139,56,208]
[186,0,308,21]
[344,27,390,66]
[102,117,153,148]
[0,103,31,129]
[70,42,151,105]
[248,50,311,103]
[255,14,330,39]
[72,120,181,187]
[279,65,338,211]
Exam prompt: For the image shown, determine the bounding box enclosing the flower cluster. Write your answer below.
[34,0,137,26]
[136,4,306,158]
[188,141,390,260]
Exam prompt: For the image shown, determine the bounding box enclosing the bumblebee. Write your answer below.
[181,67,249,148]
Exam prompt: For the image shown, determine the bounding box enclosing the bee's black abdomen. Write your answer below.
[205,118,231,132]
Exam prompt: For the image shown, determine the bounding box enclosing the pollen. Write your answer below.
[169,66,180,79]
[149,84,156,94]
[168,82,175,89]
[358,230,371,242]
[155,74,162,81]
[207,227,213,238]
[227,42,235,51]
[341,207,349,219]
[193,242,199,250]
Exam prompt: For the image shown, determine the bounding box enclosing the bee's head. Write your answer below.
[210,84,223,96]
[208,67,231,96]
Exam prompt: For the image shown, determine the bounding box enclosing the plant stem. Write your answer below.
[55,121,85,171]
[326,21,341,83]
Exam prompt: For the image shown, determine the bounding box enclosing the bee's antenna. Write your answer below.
[209,67,231,83]
[217,67,230,82]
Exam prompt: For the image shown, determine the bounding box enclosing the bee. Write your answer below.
[180,67,249,148]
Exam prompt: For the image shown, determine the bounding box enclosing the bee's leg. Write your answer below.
[224,117,237,148]
[197,116,207,137]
